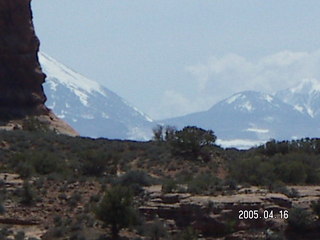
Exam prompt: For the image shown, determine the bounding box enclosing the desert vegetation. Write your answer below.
[0,127,320,239]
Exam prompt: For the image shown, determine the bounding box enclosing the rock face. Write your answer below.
[140,185,320,239]
[0,0,48,118]
[0,0,78,136]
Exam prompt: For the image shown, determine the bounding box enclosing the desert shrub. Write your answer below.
[145,219,168,240]
[152,125,165,142]
[53,215,63,227]
[276,161,307,184]
[0,227,12,239]
[90,194,101,203]
[15,161,34,178]
[266,231,286,240]
[223,178,238,191]
[287,207,313,232]
[70,233,86,240]
[22,117,49,132]
[32,152,59,175]
[311,199,320,218]
[305,167,320,184]
[79,150,111,176]
[20,180,36,206]
[11,151,64,177]
[230,151,320,186]
[152,125,177,143]
[230,156,276,185]
[0,200,6,215]
[68,192,82,208]
[223,219,237,234]
[174,227,198,240]
[95,186,138,239]
[170,126,216,161]
[269,181,289,194]
[52,226,67,238]
[14,231,25,240]
[187,173,220,195]
[114,170,154,194]
[287,188,300,198]
[162,179,178,193]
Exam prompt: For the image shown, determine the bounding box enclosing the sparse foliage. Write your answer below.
[152,125,164,142]
[95,186,138,239]
[20,180,36,206]
[311,199,320,218]
[287,207,313,232]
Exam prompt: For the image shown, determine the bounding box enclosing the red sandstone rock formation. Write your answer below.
[0,0,49,118]
[0,0,78,136]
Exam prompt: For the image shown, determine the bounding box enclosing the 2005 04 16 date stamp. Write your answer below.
[238,210,289,219]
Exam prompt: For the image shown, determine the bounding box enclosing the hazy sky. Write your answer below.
[32,0,320,120]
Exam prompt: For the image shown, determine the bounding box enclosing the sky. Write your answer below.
[31,0,320,120]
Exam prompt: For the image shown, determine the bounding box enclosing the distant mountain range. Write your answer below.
[39,53,320,148]
[164,79,320,149]
[276,78,320,118]
[40,53,154,140]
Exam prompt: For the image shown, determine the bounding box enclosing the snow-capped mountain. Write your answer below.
[38,53,320,148]
[276,78,320,118]
[39,52,154,140]
[164,91,318,149]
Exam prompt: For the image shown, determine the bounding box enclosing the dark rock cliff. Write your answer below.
[0,0,48,118]
[0,0,78,136]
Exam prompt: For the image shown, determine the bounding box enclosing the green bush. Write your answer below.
[115,170,154,194]
[145,219,168,240]
[187,173,220,195]
[0,199,5,214]
[33,152,59,175]
[311,199,320,218]
[20,180,36,206]
[287,207,313,232]
[95,186,138,239]
[174,227,198,240]
[162,179,178,193]
[68,192,82,208]
[79,150,111,176]
[0,227,12,239]
[22,117,50,133]
[170,126,216,161]
[11,151,63,177]
[14,231,25,240]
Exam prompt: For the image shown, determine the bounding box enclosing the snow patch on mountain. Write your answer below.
[40,52,155,140]
[276,78,320,118]
[238,101,254,112]
[40,52,104,95]
[226,93,242,104]
[294,105,304,113]
[290,78,320,94]
[39,52,106,107]
[263,94,273,103]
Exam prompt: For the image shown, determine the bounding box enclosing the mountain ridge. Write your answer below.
[164,89,319,148]
[40,52,154,140]
[276,78,320,118]
[39,53,320,148]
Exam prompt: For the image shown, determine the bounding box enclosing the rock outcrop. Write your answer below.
[140,185,320,239]
[0,0,78,136]
[0,0,47,118]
